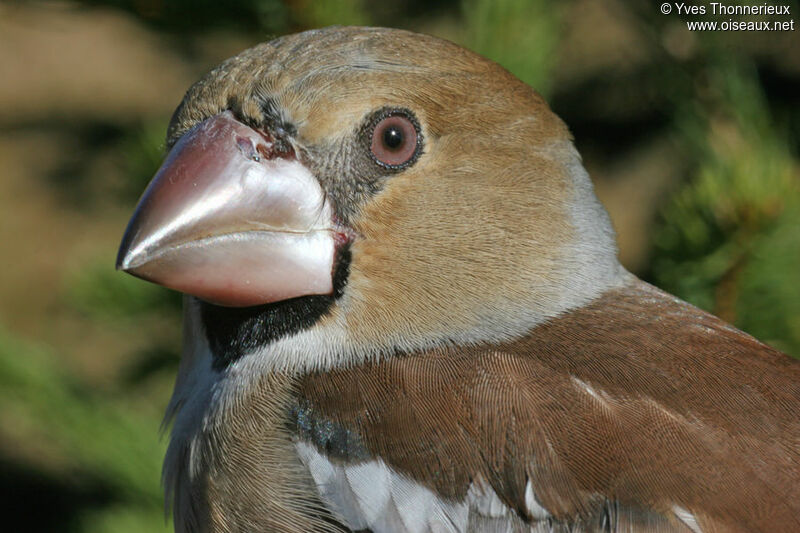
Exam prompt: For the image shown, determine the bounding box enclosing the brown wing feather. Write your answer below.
[298,279,800,532]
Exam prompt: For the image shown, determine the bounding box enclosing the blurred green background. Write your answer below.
[0,0,798,531]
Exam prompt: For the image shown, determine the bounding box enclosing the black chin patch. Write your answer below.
[201,243,351,371]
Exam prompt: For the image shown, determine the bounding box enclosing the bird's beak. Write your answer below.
[116,111,335,307]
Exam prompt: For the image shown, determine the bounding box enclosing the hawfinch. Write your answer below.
[117,27,800,533]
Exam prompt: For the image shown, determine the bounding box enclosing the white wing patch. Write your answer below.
[343,460,392,525]
[466,478,509,518]
[296,441,467,532]
[296,441,555,532]
[523,478,551,521]
[673,505,703,533]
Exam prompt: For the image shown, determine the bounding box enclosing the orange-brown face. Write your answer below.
[118,27,621,370]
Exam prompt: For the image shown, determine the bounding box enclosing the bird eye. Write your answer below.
[369,112,420,168]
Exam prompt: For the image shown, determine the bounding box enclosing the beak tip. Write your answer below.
[115,243,138,273]
[117,223,145,272]
[115,250,127,272]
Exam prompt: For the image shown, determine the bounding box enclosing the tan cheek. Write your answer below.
[344,150,575,340]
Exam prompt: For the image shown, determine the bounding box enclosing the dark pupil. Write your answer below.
[383,126,403,149]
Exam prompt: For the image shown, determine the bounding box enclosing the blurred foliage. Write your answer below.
[463,0,561,95]
[651,60,800,355]
[77,0,290,33]
[118,120,172,203]
[292,0,370,28]
[0,328,169,532]
[65,257,181,320]
[1,1,799,532]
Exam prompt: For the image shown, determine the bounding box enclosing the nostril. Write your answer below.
[236,136,263,162]
[235,133,283,163]
[256,142,274,160]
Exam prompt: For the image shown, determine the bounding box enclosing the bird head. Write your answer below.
[117,26,623,374]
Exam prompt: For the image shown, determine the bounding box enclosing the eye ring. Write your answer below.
[367,109,422,169]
